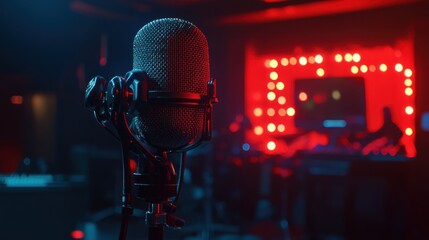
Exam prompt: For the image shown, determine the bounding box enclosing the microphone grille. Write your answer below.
[131,18,210,151]
[133,18,209,95]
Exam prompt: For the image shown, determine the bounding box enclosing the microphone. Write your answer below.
[129,18,216,152]
[84,18,217,240]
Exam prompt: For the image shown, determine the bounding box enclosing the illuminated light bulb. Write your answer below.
[267,108,275,116]
[254,126,264,135]
[369,65,376,72]
[287,107,295,116]
[289,57,297,65]
[316,68,325,77]
[405,106,414,115]
[404,68,413,77]
[352,53,361,62]
[267,82,275,90]
[276,82,285,90]
[10,95,23,105]
[334,54,342,62]
[278,108,287,116]
[253,107,263,117]
[315,54,323,64]
[351,66,359,74]
[269,59,278,68]
[332,90,341,100]
[277,124,286,132]
[299,92,308,101]
[264,59,271,68]
[299,56,307,66]
[270,71,278,80]
[380,64,387,72]
[278,96,286,105]
[405,128,413,136]
[267,92,276,101]
[395,63,403,72]
[308,56,315,64]
[267,123,276,132]
[344,53,353,62]
[405,87,413,96]
[267,141,276,151]
[404,79,412,86]
[281,58,289,66]
[360,65,368,73]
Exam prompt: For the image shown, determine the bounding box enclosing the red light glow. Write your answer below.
[10,95,23,105]
[245,41,415,157]
[71,230,84,239]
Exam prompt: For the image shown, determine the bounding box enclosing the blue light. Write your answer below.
[323,119,347,128]
[242,143,251,151]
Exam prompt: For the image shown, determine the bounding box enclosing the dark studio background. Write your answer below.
[1,0,429,239]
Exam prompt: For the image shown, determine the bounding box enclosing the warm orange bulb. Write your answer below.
[299,92,308,101]
[267,82,275,90]
[277,124,286,132]
[267,108,275,116]
[278,108,287,116]
[281,58,289,66]
[254,126,264,135]
[278,96,286,105]
[289,57,297,65]
[253,107,263,117]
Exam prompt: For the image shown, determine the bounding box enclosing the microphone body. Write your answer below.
[131,18,212,152]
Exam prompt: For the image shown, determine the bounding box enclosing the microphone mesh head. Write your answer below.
[132,18,210,151]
